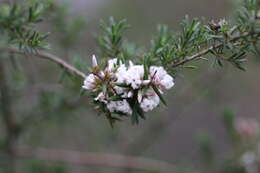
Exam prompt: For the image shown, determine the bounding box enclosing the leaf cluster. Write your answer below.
[0,2,50,52]
[98,17,129,59]
[97,0,260,75]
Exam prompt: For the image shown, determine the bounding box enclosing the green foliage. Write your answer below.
[98,17,129,59]
[147,17,207,72]
[143,0,259,71]
[0,2,51,52]
[148,24,175,68]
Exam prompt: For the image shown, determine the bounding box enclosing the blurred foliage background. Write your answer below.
[1,0,260,173]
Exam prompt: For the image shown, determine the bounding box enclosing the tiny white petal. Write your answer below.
[92,55,98,67]
[82,74,98,90]
[107,58,118,71]
[94,92,107,103]
[129,60,134,67]
[149,66,174,90]
[127,91,133,98]
[140,88,160,112]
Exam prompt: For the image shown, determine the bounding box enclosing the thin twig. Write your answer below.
[172,32,254,67]
[0,47,87,79]
[15,146,175,173]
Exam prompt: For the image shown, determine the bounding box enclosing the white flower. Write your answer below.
[114,85,133,98]
[160,74,174,90]
[107,58,120,72]
[107,99,132,115]
[113,63,133,97]
[139,89,160,112]
[82,74,98,90]
[83,57,176,116]
[125,65,144,89]
[115,64,128,83]
[149,66,174,90]
[94,92,107,103]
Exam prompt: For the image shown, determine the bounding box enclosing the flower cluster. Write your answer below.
[82,55,174,124]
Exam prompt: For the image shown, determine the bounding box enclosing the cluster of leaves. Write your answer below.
[97,0,260,78]
[0,2,51,52]
[98,17,129,59]
[146,17,208,73]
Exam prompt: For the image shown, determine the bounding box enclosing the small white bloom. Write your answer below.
[82,74,98,90]
[150,66,174,90]
[113,86,132,98]
[126,65,144,89]
[107,99,132,115]
[160,74,174,89]
[127,91,133,98]
[114,85,133,99]
[115,64,128,83]
[92,55,98,67]
[94,92,107,103]
[114,64,131,98]
[129,60,134,67]
[107,58,119,72]
[140,89,160,112]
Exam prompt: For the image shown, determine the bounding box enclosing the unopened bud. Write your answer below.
[209,22,221,31]
[92,55,98,67]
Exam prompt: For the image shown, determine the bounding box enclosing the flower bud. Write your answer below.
[92,55,98,67]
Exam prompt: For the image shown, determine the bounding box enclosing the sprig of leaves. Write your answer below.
[98,17,129,59]
[0,2,50,52]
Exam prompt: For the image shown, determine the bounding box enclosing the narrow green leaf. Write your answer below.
[152,85,167,106]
